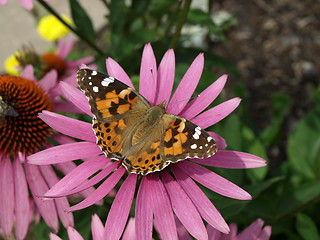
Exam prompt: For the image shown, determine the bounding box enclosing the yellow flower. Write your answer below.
[4,53,21,76]
[37,14,73,42]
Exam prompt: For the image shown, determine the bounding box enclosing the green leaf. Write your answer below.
[69,0,96,42]
[296,213,320,240]
[287,107,320,179]
[276,181,320,218]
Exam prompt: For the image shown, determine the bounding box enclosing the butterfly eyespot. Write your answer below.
[144,160,149,164]
[104,123,110,128]
[138,158,142,162]
[112,141,117,146]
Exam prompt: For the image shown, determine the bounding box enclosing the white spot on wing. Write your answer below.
[92,71,97,75]
[207,136,213,142]
[191,144,197,149]
[89,82,92,85]
[101,77,114,87]
[93,86,99,92]
[193,126,202,140]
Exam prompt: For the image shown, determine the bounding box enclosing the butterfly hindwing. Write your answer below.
[161,114,217,163]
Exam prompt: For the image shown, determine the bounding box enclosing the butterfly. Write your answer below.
[77,69,217,175]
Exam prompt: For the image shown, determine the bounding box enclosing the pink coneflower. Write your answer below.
[29,43,267,240]
[50,215,271,240]
[0,66,79,240]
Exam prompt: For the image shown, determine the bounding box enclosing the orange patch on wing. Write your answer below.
[106,90,119,101]
[118,89,131,99]
[118,119,126,130]
[164,129,172,142]
[151,141,160,149]
[164,147,174,155]
[117,104,131,114]
[174,132,188,144]
[96,99,112,110]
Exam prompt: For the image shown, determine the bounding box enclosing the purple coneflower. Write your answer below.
[49,215,271,240]
[0,65,81,240]
[29,43,267,240]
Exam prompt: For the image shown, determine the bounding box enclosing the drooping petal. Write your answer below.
[66,161,117,196]
[206,224,221,240]
[106,57,134,88]
[67,226,84,240]
[14,156,30,240]
[175,217,192,240]
[148,174,177,240]
[28,142,101,165]
[155,49,175,105]
[57,37,74,58]
[38,70,58,92]
[172,166,229,234]
[258,226,272,240]
[39,165,74,228]
[191,98,241,129]
[68,167,126,212]
[91,214,104,240]
[181,74,228,119]
[0,156,14,236]
[177,161,251,200]
[25,163,59,232]
[135,176,153,240]
[167,53,204,115]
[139,43,158,105]
[104,174,137,240]
[39,111,96,142]
[21,65,34,80]
[161,171,208,240]
[45,156,109,198]
[49,233,63,240]
[208,132,227,149]
[192,150,267,169]
[59,81,92,116]
[236,219,264,240]
[122,218,136,240]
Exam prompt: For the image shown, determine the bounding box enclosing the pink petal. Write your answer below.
[45,156,109,198]
[172,166,229,233]
[161,171,208,240]
[38,70,58,92]
[208,132,227,149]
[0,156,14,236]
[66,57,95,70]
[192,150,267,169]
[106,57,134,88]
[191,98,241,129]
[167,53,204,115]
[57,37,74,58]
[135,176,153,240]
[181,74,228,119]
[91,214,104,240]
[67,226,84,240]
[59,82,93,116]
[175,217,192,240]
[21,65,34,80]
[0,0,7,5]
[50,233,63,240]
[62,73,78,88]
[39,165,74,227]
[68,167,126,211]
[206,224,221,240]
[258,226,272,240]
[53,102,86,114]
[28,142,102,165]
[104,174,137,240]
[66,161,117,196]
[39,111,96,142]
[148,174,177,240]
[177,161,252,200]
[14,156,30,240]
[25,163,59,232]
[237,219,264,240]
[139,43,158,105]
[155,49,175,105]
[122,218,136,240]
[18,0,33,10]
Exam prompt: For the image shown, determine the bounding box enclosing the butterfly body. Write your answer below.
[77,69,217,175]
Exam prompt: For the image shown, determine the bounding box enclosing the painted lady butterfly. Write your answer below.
[77,69,217,175]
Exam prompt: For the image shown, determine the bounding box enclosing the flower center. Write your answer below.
[41,53,66,77]
[0,76,53,156]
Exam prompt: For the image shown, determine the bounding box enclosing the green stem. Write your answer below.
[36,0,104,56]
[169,0,192,49]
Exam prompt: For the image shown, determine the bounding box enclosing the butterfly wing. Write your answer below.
[77,68,150,160]
[160,114,218,162]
